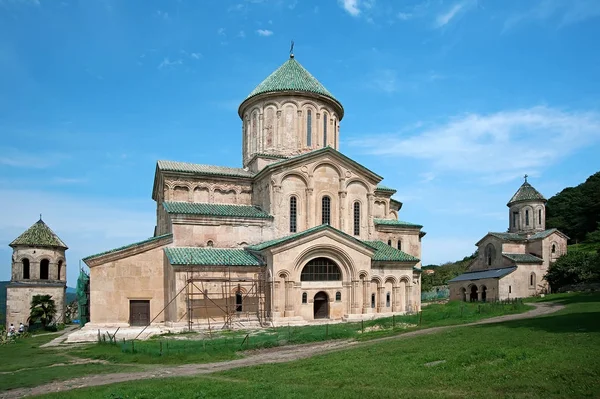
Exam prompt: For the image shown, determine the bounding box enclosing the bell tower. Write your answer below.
[507,175,547,235]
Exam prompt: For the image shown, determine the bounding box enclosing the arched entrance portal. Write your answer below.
[470,285,478,302]
[481,286,487,302]
[313,291,329,319]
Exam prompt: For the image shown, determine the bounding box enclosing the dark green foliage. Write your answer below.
[28,294,57,328]
[421,253,477,292]
[545,250,600,290]
[546,171,600,243]
[0,281,7,326]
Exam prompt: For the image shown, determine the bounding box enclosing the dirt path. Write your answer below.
[1,302,563,399]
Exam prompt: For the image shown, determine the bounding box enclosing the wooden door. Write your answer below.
[313,292,329,319]
[130,300,150,326]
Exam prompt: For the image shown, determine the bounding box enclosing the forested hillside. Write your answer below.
[421,253,477,292]
[546,171,600,244]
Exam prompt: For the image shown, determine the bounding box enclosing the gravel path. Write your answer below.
[1,301,563,399]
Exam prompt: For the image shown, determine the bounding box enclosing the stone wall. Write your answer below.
[6,285,65,329]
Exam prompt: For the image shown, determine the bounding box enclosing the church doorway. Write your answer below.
[469,285,478,302]
[313,291,329,319]
[481,286,487,302]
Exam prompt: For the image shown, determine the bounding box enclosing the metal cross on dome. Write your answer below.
[524,174,528,183]
[290,40,294,58]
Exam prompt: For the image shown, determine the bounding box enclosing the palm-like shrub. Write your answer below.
[28,295,57,328]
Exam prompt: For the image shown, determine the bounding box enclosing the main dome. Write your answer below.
[239,56,343,118]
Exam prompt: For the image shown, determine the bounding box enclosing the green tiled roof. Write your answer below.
[157,160,254,178]
[528,228,559,240]
[248,224,371,252]
[375,185,396,193]
[488,232,527,242]
[10,219,68,249]
[374,219,423,228]
[503,253,543,264]
[165,247,264,266]
[507,181,546,206]
[163,202,272,219]
[245,57,342,109]
[83,233,172,262]
[364,241,420,262]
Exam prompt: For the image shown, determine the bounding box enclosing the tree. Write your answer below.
[545,251,600,291]
[28,295,57,328]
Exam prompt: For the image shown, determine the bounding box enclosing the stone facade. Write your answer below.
[79,55,425,334]
[5,219,68,329]
[448,178,568,301]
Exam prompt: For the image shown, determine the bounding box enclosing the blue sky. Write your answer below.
[1,0,600,286]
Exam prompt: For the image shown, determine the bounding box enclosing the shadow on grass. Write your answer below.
[497,311,600,334]
[533,292,600,305]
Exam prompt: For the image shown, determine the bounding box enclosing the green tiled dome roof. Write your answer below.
[507,181,546,206]
[244,57,342,110]
[10,219,68,249]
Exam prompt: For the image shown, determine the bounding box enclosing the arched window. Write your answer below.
[22,258,30,280]
[538,209,542,225]
[207,240,214,247]
[485,244,495,266]
[323,112,328,146]
[235,291,243,312]
[57,260,63,280]
[371,293,376,308]
[525,210,530,226]
[386,292,391,307]
[335,291,341,301]
[552,244,556,254]
[40,259,49,280]
[353,202,360,236]
[300,257,341,281]
[397,241,402,251]
[302,292,307,304]
[387,239,392,246]
[290,196,297,233]
[530,273,536,287]
[322,196,331,225]
[306,110,312,146]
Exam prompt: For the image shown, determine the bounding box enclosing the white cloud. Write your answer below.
[0,148,66,168]
[217,27,226,36]
[397,12,412,20]
[156,10,169,20]
[256,29,273,37]
[157,57,182,70]
[190,52,202,59]
[504,0,600,31]
[349,106,600,182]
[237,30,246,38]
[436,1,468,27]
[339,0,360,16]
[369,69,398,93]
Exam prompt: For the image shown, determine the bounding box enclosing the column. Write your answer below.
[378,286,385,313]
[284,281,295,317]
[351,280,360,314]
[258,113,264,153]
[273,280,280,315]
[367,193,374,239]
[362,279,369,314]
[305,187,313,229]
[391,285,397,312]
[338,188,347,232]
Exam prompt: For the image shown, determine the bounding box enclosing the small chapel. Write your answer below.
[79,53,425,331]
[448,177,568,301]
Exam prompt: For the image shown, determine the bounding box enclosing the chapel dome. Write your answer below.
[507,180,546,206]
[238,55,344,119]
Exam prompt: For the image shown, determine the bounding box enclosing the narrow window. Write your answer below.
[207,240,214,247]
[235,291,243,312]
[57,260,63,280]
[386,292,391,307]
[513,212,518,228]
[530,273,536,287]
[525,210,529,226]
[335,291,341,301]
[302,292,307,304]
[40,259,49,280]
[22,258,30,280]
[353,202,360,236]
[538,209,542,225]
[323,112,328,146]
[552,244,556,254]
[371,293,376,308]
[397,241,401,251]
[307,110,312,146]
[387,239,392,246]
[334,119,337,148]
[322,196,331,225]
[290,196,297,233]
[509,285,512,294]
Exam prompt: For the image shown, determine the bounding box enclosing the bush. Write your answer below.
[546,251,600,291]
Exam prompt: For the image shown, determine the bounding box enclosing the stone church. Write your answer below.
[448,177,568,301]
[5,218,67,329]
[80,54,425,332]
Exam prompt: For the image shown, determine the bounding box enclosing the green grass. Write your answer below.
[36,292,600,399]
[0,334,69,372]
[65,300,530,365]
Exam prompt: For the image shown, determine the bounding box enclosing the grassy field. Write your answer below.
[0,299,529,393]
[35,292,600,399]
